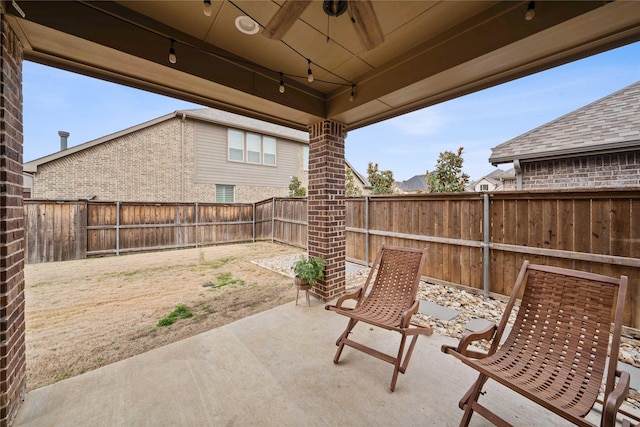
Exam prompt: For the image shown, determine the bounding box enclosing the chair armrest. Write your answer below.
[325,287,363,310]
[602,370,630,427]
[400,300,420,328]
[441,323,497,359]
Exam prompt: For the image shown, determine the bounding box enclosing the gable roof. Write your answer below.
[24,108,309,172]
[489,81,640,165]
[396,175,427,192]
[469,168,515,187]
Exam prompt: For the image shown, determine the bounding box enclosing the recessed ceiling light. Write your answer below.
[235,16,259,35]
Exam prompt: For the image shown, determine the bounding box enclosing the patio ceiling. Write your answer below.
[6,1,640,132]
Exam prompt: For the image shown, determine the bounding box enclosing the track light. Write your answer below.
[307,59,314,83]
[279,73,285,94]
[525,1,535,21]
[349,85,355,102]
[168,39,177,64]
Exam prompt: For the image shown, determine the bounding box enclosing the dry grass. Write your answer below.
[24,242,303,391]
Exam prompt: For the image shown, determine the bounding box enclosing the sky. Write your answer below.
[23,41,640,182]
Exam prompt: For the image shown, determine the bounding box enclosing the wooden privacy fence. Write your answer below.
[24,189,640,327]
[345,190,640,328]
[24,198,305,262]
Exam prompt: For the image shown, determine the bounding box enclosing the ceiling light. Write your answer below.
[168,39,177,64]
[203,0,212,17]
[279,73,285,94]
[349,85,355,102]
[307,59,314,83]
[235,16,259,35]
[525,1,535,21]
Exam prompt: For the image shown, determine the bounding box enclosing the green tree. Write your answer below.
[367,162,395,195]
[288,176,306,197]
[345,168,362,197]
[426,147,470,193]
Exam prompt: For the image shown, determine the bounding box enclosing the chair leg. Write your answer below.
[390,334,409,392]
[334,318,358,364]
[400,334,419,373]
[389,334,421,392]
[459,374,487,427]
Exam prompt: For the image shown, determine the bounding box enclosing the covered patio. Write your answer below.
[13,299,616,426]
[2,1,640,425]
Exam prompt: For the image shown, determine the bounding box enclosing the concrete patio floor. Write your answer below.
[14,297,632,426]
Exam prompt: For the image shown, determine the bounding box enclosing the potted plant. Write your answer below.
[292,255,326,290]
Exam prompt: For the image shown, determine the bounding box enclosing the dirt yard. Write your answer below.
[24,241,303,391]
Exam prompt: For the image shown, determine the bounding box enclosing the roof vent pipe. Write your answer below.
[58,131,69,151]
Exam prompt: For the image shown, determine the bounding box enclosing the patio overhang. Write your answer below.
[5,1,640,131]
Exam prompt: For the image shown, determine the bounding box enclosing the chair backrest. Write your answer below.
[359,246,425,321]
[496,262,627,416]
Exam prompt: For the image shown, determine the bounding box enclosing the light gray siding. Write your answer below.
[194,121,301,187]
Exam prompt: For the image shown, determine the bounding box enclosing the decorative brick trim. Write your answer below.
[0,16,25,427]
[307,120,346,301]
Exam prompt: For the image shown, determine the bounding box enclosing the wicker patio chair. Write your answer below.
[325,245,432,392]
[442,260,630,427]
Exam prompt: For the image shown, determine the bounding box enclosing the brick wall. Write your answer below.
[522,152,640,189]
[0,16,25,426]
[31,118,294,203]
[307,121,346,301]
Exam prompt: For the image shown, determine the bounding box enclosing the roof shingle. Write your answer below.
[489,81,640,165]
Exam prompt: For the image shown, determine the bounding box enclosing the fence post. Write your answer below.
[195,202,199,248]
[365,196,370,266]
[252,202,256,242]
[116,201,120,256]
[271,197,275,243]
[483,193,490,297]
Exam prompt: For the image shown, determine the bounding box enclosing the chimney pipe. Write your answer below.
[58,131,69,151]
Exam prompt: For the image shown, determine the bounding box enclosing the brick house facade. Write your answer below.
[24,109,369,203]
[490,81,640,190]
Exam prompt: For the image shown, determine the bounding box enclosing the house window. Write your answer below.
[480,184,489,191]
[227,129,276,166]
[228,129,244,162]
[263,137,276,166]
[246,133,261,164]
[303,146,309,171]
[216,184,235,203]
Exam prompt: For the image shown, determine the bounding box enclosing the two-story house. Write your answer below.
[25,108,368,203]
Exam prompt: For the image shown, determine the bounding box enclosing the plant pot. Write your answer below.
[294,276,312,290]
[294,276,312,306]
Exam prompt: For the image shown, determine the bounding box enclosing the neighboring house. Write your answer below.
[467,168,516,192]
[489,81,640,190]
[22,173,32,198]
[395,175,427,194]
[24,108,367,203]
[345,161,372,196]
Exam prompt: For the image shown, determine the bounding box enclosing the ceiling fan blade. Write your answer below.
[262,0,313,40]
[349,0,384,50]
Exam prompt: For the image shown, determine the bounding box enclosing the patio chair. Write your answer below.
[442,261,630,427]
[325,245,432,392]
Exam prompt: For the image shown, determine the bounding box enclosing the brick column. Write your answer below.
[307,120,345,301]
[0,15,25,427]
